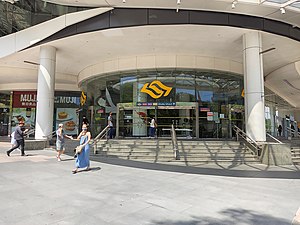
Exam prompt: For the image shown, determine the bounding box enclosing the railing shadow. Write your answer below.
[150,208,291,225]
[87,154,300,179]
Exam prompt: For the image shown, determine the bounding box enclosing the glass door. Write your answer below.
[117,103,197,138]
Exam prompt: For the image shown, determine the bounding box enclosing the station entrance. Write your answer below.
[116,102,243,139]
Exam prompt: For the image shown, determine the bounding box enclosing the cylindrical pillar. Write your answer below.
[35,46,56,140]
[243,32,266,142]
[132,82,147,136]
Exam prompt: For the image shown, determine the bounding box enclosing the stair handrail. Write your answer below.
[42,130,57,140]
[92,125,110,153]
[233,125,261,156]
[286,127,299,137]
[171,124,180,160]
[25,128,35,138]
[266,133,282,144]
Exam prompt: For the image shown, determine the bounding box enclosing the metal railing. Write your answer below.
[25,128,35,138]
[286,127,300,137]
[92,125,110,154]
[171,124,180,160]
[42,130,57,140]
[266,133,282,144]
[233,125,261,156]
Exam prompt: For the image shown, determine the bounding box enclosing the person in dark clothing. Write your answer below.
[6,121,28,156]
[277,125,282,136]
[291,124,295,137]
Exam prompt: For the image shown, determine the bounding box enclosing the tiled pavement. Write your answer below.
[0,139,300,225]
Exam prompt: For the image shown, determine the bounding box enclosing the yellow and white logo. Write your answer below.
[141,80,172,99]
[80,91,87,106]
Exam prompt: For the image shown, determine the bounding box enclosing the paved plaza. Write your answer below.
[0,140,300,225]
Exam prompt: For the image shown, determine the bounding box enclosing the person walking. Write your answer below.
[108,112,114,139]
[291,124,295,137]
[72,124,91,174]
[149,116,157,138]
[56,123,73,161]
[6,121,28,156]
[277,125,282,136]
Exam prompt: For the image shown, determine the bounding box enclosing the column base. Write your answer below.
[24,139,48,150]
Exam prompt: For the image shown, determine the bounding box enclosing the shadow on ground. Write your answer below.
[85,155,300,180]
[150,208,291,225]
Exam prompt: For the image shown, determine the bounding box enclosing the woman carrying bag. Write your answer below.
[72,124,91,174]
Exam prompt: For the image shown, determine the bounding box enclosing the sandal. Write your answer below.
[72,169,78,174]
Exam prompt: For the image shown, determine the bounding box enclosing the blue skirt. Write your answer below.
[76,144,90,168]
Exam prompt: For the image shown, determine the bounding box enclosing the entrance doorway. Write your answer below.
[117,103,198,138]
[117,103,243,139]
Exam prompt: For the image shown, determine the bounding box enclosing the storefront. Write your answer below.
[85,69,244,139]
[10,91,81,136]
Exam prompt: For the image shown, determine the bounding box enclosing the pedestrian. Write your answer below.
[277,125,282,136]
[72,124,91,174]
[6,121,28,156]
[108,112,114,139]
[149,116,157,138]
[56,123,73,161]
[291,124,295,137]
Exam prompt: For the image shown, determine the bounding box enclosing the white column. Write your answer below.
[270,106,276,136]
[35,46,56,140]
[243,32,266,142]
[133,83,147,136]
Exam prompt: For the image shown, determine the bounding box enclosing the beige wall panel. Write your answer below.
[155,55,176,68]
[118,57,137,71]
[137,55,156,69]
[195,56,214,70]
[103,60,118,73]
[176,55,196,69]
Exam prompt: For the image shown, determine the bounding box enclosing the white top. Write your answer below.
[108,115,113,127]
[150,118,155,128]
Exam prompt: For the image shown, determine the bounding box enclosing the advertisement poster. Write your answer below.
[207,112,213,121]
[12,108,36,132]
[56,108,78,135]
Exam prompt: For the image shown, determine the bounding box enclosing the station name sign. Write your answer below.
[136,102,176,106]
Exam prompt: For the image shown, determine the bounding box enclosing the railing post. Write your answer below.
[94,141,97,154]
[236,130,239,141]
[171,124,180,160]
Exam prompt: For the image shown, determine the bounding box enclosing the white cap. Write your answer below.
[59,123,63,127]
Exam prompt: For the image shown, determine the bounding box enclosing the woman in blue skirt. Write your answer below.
[72,124,91,174]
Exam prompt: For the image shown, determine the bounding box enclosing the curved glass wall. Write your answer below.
[0,0,91,37]
[84,69,244,139]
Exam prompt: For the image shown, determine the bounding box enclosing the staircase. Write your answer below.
[291,148,300,165]
[289,138,300,165]
[278,137,300,165]
[93,139,260,166]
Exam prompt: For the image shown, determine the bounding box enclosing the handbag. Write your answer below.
[75,145,84,154]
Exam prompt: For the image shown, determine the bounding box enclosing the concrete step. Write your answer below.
[96,151,255,158]
[93,155,260,164]
[93,139,259,165]
[97,140,242,146]
[96,147,246,152]
[98,146,248,152]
